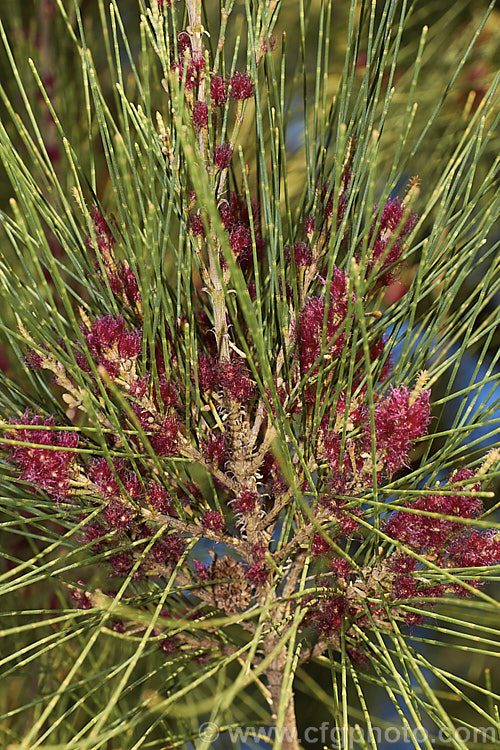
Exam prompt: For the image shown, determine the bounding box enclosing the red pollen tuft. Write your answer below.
[369,386,431,475]
[285,242,313,267]
[71,582,92,609]
[201,433,228,467]
[220,358,255,401]
[87,206,115,254]
[229,72,254,101]
[247,563,268,585]
[81,315,142,378]
[295,267,352,373]
[89,458,126,498]
[192,101,208,130]
[193,559,211,581]
[304,215,315,235]
[174,54,205,90]
[102,499,134,533]
[229,71,254,100]
[309,595,346,635]
[202,509,225,533]
[147,482,176,515]
[233,490,258,515]
[7,412,78,500]
[210,75,228,105]
[261,35,277,53]
[177,32,192,56]
[312,533,331,556]
[104,262,141,306]
[188,212,206,236]
[385,471,483,553]
[213,143,233,169]
[164,534,185,562]
[109,551,135,577]
[149,415,179,457]
[365,197,418,286]
[330,558,352,579]
[197,353,218,392]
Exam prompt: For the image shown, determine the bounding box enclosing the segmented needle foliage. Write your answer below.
[0,1,499,748]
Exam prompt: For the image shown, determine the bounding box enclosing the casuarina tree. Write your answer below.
[0,1,499,748]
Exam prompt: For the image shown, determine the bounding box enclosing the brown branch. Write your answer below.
[140,507,251,558]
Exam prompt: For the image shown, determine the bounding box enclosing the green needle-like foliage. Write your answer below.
[0,1,499,749]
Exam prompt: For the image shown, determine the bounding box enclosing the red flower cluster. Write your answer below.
[105,262,141,306]
[173,28,254,106]
[173,34,206,91]
[210,75,228,106]
[197,353,255,402]
[88,459,143,537]
[370,385,431,475]
[386,510,500,615]
[312,532,331,556]
[81,521,107,551]
[70,582,93,609]
[261,35,277,54]
[448,529,500,569]
[147,481,176,515]
[189,191,264,269]
[89,457,128,498]
[220,192,264,267]
[320,381,430,497]
[87,207,141,308]
[156,374,179,408]
[150,415,180,456]
[102,498,135,533]
[285,242,313,268]
[192,101,208,130]
[213,143,233,169]
[322,181,349,226]
[295,267,352,372]
[330,557,352,580]
[228,71,254,100]
[80,315,142,379]
[366,198,418,285]
[385,470,482,552]
[318,490,363,535]
[7,413,78,500]
[87,206,115,255]
[132,407,180,456]
[246,562,268,584]
[201,433,229,467]
[232,490,259,515]
[108,551,136,577]
[307,594,346,635]
[202,509,225,532]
